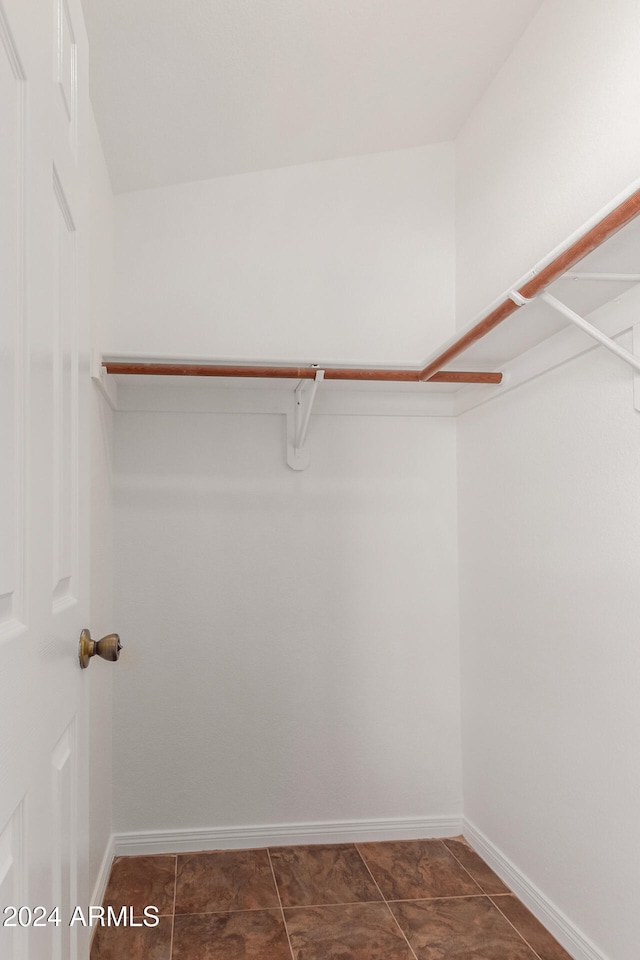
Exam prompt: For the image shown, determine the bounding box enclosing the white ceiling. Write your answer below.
[82,0,543,193]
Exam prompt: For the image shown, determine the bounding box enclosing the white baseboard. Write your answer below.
[90,834,115,907]
[113,814,463,857]
[463,818,608,960]
[87,832,115,952]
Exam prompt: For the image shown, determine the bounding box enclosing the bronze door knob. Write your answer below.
[78,629,122,669]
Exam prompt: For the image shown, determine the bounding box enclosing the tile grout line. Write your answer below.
[169,905,313,917]
[489,896,547,960]
[283,892,489,909]
[442,841,545,960]
[164,890,501,920]
[382,894,493,905]
[436,839,485,895]
[354,844,420,960]
[267,848,297,960]
[168,856,178,960]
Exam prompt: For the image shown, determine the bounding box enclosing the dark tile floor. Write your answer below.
[91,836,574,959]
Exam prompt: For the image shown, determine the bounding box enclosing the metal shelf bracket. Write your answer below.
[538,292,640,376]
[286,369,325,470]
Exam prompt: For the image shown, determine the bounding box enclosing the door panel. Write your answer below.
[0,0,91,957]
[52,171,78,609]
[0,803,27,960]
[0,0,26,637]
[51,720,78,960]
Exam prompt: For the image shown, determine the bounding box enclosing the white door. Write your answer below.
[1,0,92,957]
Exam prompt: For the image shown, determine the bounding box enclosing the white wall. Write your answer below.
[87,110,115,894]
[112,143,455,366]
[456,0,640,326]
[456,6,640,953]
[113,411,461,834]
[101,9,640,954]
[458,335,640,960]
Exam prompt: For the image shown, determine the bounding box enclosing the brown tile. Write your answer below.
[357,840,482,900]
[90,914,172,959]
[172,910,292,960]
[284,902,416,960]
[102,855,176,916]
[175,849,280,914]
[491,895,575,960]
[269,843,383,907]
[391,897,539,960]
[442,838,510,895]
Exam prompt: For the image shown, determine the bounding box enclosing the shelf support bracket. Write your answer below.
[91,351,117,409]
[538,292,640,376]
[561,272,640,282]
[286,369,325,470]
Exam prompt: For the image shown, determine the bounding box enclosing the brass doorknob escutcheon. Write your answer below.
[79,629,122,669]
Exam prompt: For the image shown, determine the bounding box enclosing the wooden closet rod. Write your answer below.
[104,187,640,387]
[102,361,502,385]
[418,187,640,381]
